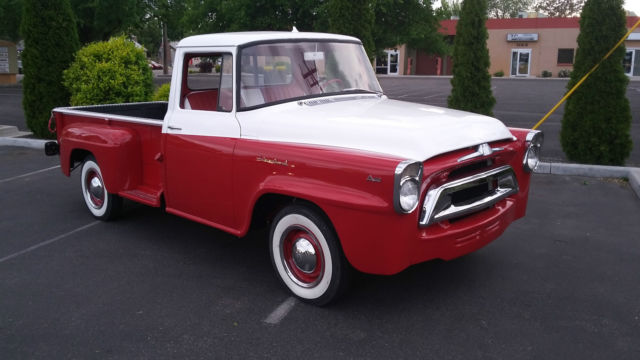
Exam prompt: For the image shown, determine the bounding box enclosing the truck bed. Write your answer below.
[57,102,168,122]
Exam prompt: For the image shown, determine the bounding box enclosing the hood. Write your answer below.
[235,95,514,161]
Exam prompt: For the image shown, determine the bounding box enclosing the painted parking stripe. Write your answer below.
[0,165,60,184]
[263,297,297,325]
[0,221,100,264]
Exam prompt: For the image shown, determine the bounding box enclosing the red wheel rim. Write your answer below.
[282,226,324,287]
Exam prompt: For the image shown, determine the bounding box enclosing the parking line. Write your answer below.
[263,297,297,325]
[0,165,60,184]
[0,221,100,264]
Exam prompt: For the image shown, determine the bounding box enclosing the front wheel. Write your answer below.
[80,156,122,220]
[269,204,350,305]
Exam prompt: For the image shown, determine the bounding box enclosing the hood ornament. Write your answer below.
[457,143,504,163]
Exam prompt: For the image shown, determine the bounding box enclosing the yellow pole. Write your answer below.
[532,18,640,130]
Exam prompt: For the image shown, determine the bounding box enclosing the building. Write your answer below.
[377,16,640,78]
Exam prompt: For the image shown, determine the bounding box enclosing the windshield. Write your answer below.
[238,41,382,109]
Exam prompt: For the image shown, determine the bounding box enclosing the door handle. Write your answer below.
[167,125,182,131]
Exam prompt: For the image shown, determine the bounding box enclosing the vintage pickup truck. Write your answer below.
[47,31,543,305]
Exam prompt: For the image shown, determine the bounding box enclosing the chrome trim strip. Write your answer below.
[457,143,504,162]
[420,165,518,226]
[53,103,165,127]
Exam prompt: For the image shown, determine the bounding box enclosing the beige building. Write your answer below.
[378,16,640,78]
[0,40,19,85]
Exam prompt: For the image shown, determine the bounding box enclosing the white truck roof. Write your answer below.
[177,31,361,48]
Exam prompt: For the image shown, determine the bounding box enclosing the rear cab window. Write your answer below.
[181,53,233,112]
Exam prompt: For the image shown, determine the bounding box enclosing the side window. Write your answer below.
[181,53,233,112]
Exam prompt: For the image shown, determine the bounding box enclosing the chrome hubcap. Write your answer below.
[86,171,105,208]
[291,238,317,273]
[90,177,104,200]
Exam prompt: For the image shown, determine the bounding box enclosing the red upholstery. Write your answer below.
[185,90,218,111]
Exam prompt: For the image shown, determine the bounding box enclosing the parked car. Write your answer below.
[46,31,543,305]
[148,60,163,70]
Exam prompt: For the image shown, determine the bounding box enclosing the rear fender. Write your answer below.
[60,123,142,193]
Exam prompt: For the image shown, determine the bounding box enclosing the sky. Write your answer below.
[432,0,640,17]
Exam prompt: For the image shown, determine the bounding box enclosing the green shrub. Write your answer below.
[21,0,79,138]
[63,36,153,105]
[152,83,171,102]
[493,70,504,77]
[447,0,495,116]
[558,69,571,78]
[541,70,552,77]
[560,0,631,165]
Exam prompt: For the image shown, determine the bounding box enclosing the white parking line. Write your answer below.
[0,221,100,264]
[0,165,60,184]
[263,297,297,325]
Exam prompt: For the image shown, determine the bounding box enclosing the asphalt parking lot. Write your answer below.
[1,146,639,359]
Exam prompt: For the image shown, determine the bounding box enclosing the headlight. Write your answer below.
[523,130,544,173]
[394,160,423,213]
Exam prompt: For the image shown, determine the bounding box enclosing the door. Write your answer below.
[624,49,640,76]
[510,49,531,77]
[163,50,239,228]
[387,50,399,75]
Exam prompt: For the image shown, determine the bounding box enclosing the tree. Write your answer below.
[436,0,462,20]
[448,0,495,116]
[21,0,79,138]
[0,0,22,41]
[373,0,446,56]
[70,0,145,44]
[327,0,375,57]
[534,0,584,17]
[487,0,532,18]
[181,0,326,34]
[560,0,631,165]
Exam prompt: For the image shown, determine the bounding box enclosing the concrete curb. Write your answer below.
[536,162,640,199]
[0,137,49,150]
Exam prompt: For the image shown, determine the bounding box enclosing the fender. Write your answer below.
[60,123,142,193]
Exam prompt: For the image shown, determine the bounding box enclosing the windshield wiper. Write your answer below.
[341,88,383,95]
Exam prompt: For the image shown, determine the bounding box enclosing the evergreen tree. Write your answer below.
[327,0,375,57]
[560,0,631,165]
[21,0,79,138]
[448,0,495,116]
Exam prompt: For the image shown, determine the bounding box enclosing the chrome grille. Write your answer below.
[419,165,519,226]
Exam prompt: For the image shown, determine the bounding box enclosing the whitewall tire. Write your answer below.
[269,204,350,305]
[80,156,122,221]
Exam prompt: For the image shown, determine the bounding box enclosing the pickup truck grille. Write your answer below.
[419,165,518,226]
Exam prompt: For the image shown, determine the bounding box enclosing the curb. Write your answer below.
[0,137,49,150]
[536,162,640,199]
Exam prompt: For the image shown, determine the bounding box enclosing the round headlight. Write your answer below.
[523,131,544,173]
[399,178,420,212]
[524,146,540,171]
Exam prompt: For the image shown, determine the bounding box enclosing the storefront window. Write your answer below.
[557,49,574,65]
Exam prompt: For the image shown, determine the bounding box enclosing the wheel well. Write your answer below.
[69,149,92,172]
[250,194,332,232]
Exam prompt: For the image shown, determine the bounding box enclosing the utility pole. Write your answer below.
[162,22,169,75]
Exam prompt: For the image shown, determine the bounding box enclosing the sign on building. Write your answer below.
[507,33,539,42]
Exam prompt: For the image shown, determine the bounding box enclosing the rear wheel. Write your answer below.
[80,156,122,220]
[269,204,350,305]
